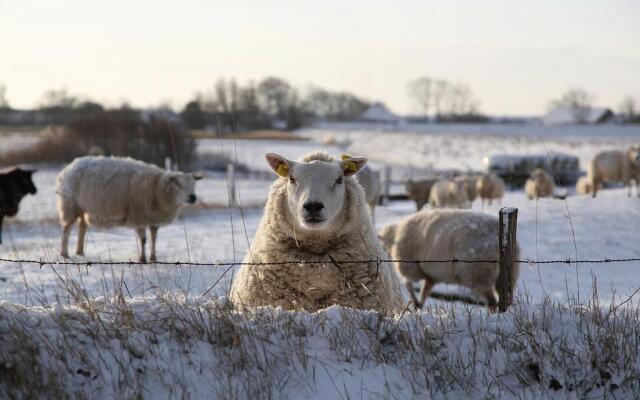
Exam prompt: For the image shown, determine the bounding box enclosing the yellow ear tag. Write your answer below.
[344,161,358,173]
[340,154,352,160]
[276,163,289,177]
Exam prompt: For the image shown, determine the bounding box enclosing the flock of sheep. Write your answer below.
[404,171,505,211]
[401,145,640,211]
[1,144,638,315]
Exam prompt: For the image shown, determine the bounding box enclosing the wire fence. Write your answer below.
[2,256,640,268]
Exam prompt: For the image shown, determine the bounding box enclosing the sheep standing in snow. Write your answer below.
[230,151,404,315]
[56,156,201,262]
[575,175,597,195]
[476,173,505,207]
[405,177,439,211]
[454,174,478,206]
[379,209,519,310]
[429,179,469,209]
[589,147,640,198]
[524,168,555,199]
[355,164,382,222]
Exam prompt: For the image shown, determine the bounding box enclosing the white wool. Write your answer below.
[230,151,404,315]
[429,179,469,209]
[524,168,555,199]
[476,173,505,207]
[379,209,519,309]
[404,176,439,211]
[588,147,640,198]
[56,156,198,261]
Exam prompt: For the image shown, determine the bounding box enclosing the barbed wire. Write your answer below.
[1,256,640,268]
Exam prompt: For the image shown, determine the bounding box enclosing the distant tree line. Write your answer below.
[182,77,370,132]
[407,77,488,122]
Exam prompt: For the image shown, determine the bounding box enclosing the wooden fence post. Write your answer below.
[383,165,391,205]
[226,163,237,207]
[498,207,518,313]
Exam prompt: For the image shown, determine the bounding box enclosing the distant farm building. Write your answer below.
[542,107,614,125]
[358,102,402,123]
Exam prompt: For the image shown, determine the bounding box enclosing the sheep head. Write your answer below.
[163,172,199,205]
[628,146,640,166]
[266,152,367,231]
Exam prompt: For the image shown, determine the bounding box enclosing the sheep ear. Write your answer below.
[265,153,294,177]
[340,156,367,177]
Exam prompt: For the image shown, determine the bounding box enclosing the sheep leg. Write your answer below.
[136,227,147,263]
[417,278,435,308]
[483,289,499,313]
[76,214,87,256]
[405,281,421,310]
[149,226,158,262]
[61,219,76,258]
[0,215,3,244]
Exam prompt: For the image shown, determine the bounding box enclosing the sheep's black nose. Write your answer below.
[188,194,197,204]
[303,202,324,213]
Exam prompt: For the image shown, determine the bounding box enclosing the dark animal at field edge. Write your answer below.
[0,167,37,244]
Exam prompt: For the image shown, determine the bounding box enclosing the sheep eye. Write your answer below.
[335,177,343,185]
[289,176,296,184]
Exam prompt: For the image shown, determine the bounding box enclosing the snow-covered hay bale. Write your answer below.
[230,151,404,315]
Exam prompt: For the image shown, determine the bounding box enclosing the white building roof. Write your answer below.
[358,102,400,123]
[542,107,613,125]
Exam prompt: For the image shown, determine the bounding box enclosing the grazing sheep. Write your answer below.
[476,173,505,207]
[230,151,404,315]
[589,147,640,198]
[575,175,597,195]
[524,168,555,199]
[0,167,37,244]
[56,156,201,262]
[429,179,469,209]
[404,177,439,211]
[379,209,519,310]
[454,175,478,203]
[355,164,382,221]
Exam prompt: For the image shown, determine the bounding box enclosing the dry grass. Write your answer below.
[1,273,639,399]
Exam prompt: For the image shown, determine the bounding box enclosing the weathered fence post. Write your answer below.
[226,163,237,206]
[498,207,518,313]
[164,157,172,171]
[383,165,391,205]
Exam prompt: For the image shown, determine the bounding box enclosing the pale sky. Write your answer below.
[1,0,639,115]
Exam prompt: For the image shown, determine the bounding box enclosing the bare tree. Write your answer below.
[432,79,448,116]
[618,95,637,121]
[257,77,293,120]
[304,86,368,121]
[550,88,594,124]
[407,77,432,117]
[39,88,78,111]
[0,84,9,109]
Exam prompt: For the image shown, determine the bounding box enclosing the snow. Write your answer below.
[1,124,640,398]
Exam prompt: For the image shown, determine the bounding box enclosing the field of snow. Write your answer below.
[1,124,640,398]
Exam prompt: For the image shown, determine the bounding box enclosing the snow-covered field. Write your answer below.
[1,124,640,398]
